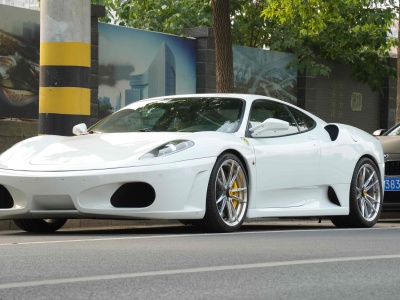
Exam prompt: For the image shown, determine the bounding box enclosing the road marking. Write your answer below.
[0,254,400,290]
[1,226,400,246]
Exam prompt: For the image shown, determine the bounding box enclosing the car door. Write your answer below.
[247,100,321,208]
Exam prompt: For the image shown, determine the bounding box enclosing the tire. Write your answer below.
[199,153,248,232]
[330,157,382,228]
[13,219,67,233]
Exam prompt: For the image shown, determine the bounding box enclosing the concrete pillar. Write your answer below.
[39,0,91,135]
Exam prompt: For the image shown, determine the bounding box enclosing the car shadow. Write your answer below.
[4,219,338,236]
[5,217,400,236]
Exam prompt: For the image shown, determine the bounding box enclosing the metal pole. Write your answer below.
[39,0,91,135]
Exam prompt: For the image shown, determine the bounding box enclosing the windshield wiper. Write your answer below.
[138,128,152,132]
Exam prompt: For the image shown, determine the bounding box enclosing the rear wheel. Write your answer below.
[13,219,67,233]
[199,153,248,232]
[330,157,382,228]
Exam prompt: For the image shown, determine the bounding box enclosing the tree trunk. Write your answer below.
[396,9,400,124]
[211,0,234,93]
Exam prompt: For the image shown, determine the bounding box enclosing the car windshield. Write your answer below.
[90,97,245,133]
[385,124,400,136]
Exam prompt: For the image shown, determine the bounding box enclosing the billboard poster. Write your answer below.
[0,4,40,119]
[233,45,297,104]
[98,23,196,117]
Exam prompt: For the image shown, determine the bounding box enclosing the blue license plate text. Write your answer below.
[385,178,400,191]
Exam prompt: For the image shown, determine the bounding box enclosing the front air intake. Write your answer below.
[111,182,156,208]
[328,186,341,206]
[0,184,14,209]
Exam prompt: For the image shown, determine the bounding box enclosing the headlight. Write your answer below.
[140,140,194,159]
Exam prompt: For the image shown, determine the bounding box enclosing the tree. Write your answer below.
[230,0,271,48]
[93,0,268,49]
[261,0,397,93]
[93,0,212,35]
[211,0,234,93]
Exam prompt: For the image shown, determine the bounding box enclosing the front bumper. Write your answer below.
[0,157,215,220]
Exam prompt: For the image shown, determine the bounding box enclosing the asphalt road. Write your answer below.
[1,219,400,300]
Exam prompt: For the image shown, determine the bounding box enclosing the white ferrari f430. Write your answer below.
[0,94,384,232]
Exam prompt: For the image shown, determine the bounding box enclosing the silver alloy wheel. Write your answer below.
[356,163,381,222]
[214,158,248,226]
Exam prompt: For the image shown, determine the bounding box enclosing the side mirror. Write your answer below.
[72,123,88,136]
[372,129,386,137]
[250,118,289,137]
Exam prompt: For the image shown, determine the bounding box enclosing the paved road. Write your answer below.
[1,219,400,299]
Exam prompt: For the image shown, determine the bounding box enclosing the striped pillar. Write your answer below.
[39,0,91,136]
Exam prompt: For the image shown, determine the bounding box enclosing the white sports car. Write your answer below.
[0,94,384,233]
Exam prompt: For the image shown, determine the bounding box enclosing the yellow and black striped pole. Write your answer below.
[39,0,91,136]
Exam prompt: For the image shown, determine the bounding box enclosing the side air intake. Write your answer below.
[328,186,341,206]
[325,125,339,141]
[0,184,14,209]
[111,182,155,208]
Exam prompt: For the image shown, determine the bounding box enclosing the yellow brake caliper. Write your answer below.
[230,179,239,208]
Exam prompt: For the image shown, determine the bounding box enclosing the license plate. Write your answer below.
[385,177,400,191]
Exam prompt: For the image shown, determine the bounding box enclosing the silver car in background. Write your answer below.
[374,124,400,211]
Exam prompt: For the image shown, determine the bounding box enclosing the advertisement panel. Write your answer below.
[0,4,39,119]
[233,45,297,104]
[98,23,196,117]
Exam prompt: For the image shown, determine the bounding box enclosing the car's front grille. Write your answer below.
[383,191,400,211]
[385,161,400,176]
[384,192,400,203]
[0,184,14,209]
[111,182,156,208]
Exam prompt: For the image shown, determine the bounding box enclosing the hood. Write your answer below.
[0,132,191,171]
[376,136,400,154]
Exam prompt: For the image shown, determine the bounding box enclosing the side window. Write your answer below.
[288,106,316,132]
[248,100,299,137]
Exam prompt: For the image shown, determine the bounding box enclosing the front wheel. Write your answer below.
[13,219,67,233]
[330,157,382,228]
[199,153,248,232]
